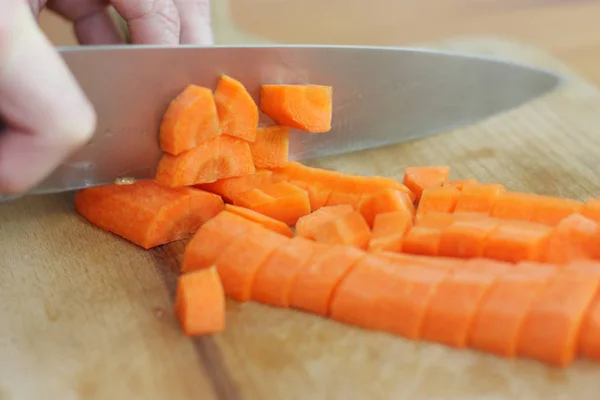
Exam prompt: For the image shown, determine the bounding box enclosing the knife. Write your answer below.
[0,44,563,201]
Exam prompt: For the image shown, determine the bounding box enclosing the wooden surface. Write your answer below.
[2,37,600,399]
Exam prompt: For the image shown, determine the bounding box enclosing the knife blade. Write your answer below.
[1,44,563,198]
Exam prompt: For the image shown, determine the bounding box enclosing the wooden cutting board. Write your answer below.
[2,37,600,400]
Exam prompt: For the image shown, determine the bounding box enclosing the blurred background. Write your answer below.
[40,0,600,84]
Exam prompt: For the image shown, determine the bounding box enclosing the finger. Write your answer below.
[0,1,96,194]
[110,0,180,45]
[173,0,213,44]
[48,0,123,45]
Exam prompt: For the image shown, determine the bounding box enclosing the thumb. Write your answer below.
[0,1,97,194]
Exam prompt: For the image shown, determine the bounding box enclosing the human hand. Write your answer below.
[0,0,213,195]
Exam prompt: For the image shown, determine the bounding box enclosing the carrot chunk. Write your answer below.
[155,135,256,187]
[296,205,354,240]
[214,74,258,141]
[581,198,600,223]
[304,183,334,211]
[453,184,506,214]
[251,238,324,307]
[215,224,289,302]
[159,84,221,156]
[195,170,273,203]
[313,211,371,249]
[402,166,450,202]
[181,210,257,273]
[224,204,293,238]
[529,196,584,226]
[174,267,225,336]
[516,269,599,367]
[544,213,600,265]
[368,211,413,253]
[289,244,364,316]
[482,221,553,263]
[437,217,501,259]
[74,181,224,249]
[260,84,332,133]
[443,179,478,191]
[416,186,461,217]
[249,125,289,168]
[401,226,444,257]
[489,192,541,221]
[232,181,311,225]
[358,188,415,228]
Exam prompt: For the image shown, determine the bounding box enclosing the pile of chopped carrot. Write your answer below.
[73,75,600,369]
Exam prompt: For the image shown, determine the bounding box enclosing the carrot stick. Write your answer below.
[251,238,325,308]
[544,213,600,265]
[529,196,584,226]
[174,267,225,336]
[249,125,289,168]
[296,205,354,240]
[159,84,221,156]
[453,184,506,214]
[224,204,294,238]
[416,186,461,217]
[367,210,413,253]
[195,169,273,203]
[482,221,553,263]
[215,224,290,302]
[443,179,478,191]
[232,181,311,225]
[289,244,365,316]
[358,188,415,228]
[260,84,333,133]
[516,269,599,367]
[313,211,372,249]
[437,217,501,259]
[214,74,258,141]
[402,166,450,202]
[74,181,224,249]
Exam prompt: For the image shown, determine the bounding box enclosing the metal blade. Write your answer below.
[21,44,564,195]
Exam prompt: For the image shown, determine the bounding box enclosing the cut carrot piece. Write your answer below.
[482,221,553,263]
[313,211,371,249]
[155,135,256,187]
[378,252,464,271]
[421,265,505,348]
[296,205,354,240]
[181,210,257,273]
[249,125,289,168]
[416,186,461,217]
[368,211,413,253]
[215,224,289,302]
[75,181,224,249]
[469,266,556,357]
[224,204,293,238]
[251,238,325,308]
[443,179,478,191]
[437,217,501,259]
[582,198,600,224]
[529,196,584,226]
[453,184,506,214]
[233,181,311,226]
[401,226,444,257]
[214,74,258,141]
[544,213,600,265]
[289,244,364,316]
[358,188,415,228]
[195,170,273,203]
[159,84,220,156]
[489,192,541,221]
[260,84,332,133]
[415,212,458,229]
[326,190,362,209]
[516,269,599,367]
[174,267,225,336]
[304,183,334,211]
[402,166,450,202]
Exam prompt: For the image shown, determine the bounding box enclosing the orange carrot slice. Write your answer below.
[402,166,450,202]
[249,125,289,168]
[482,221,553,263]
[214,74,258,141]
[516,269,599,367]
[358,188,415,228]
[289,244,365,316]
[260,84,333,133]
[215,224,289,302]
[544,213,600,265]
[195,169,273,203]
[232,181,311,225]
[416,186,461,217]
[251,238,325,307]
[367,211,413,253]
[224,204,293,238]
[74,181,224,249]
[582,198,600,223]
[181,210,257,273]
[313,211,371,249]
[401,226,444,257]
[155,135,256,187]
[489,192,541,221]
[174,267,225,336]
[296,205,354,240]
[453,184,506,214]
[437,217,501,259]
[529,196,584,226]
[443,179,478,191]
